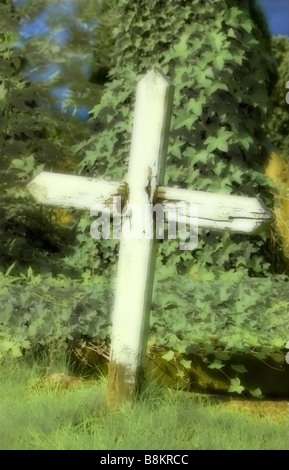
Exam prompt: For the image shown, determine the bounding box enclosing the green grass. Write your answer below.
[0,356,288,450]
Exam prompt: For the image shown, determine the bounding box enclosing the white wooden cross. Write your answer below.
[28,68,272,406]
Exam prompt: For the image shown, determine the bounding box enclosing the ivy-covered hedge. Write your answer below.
[1,269,288,363]
[74,0,279,280]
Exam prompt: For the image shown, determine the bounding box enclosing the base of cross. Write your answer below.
[107,361,144,407]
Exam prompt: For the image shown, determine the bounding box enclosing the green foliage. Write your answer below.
[0,0,95,271]
[267,36,289,157]
[75,0,277,278]
[151,271,289,363]
[1,268,289,396]
[88,0,118,85]
[228,377,244,394]
[0,1,91,165]
[16,0,109,108]
[0,268,112,359]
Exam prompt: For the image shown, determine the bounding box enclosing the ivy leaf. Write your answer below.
[227,28,236,38]
[205,129,232,153]
[228,378,245,394]
[180,358,191,369]
[214,55,225,71]
[231,364,248,374]
[161,350,175,362]
[173,33,189,58]
[208,82,229,96]
[242,19,253,34]
[208,359,224,370]
[238,134,254,151]
[249,388,264,399]
[189,100,203,117]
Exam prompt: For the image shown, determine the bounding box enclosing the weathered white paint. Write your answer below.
[27,172,122,210]
[28,177,272,234]
[158,186,272,233]
[107,69,174,401]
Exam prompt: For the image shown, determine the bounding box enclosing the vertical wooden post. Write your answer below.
[107,69,174,406]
